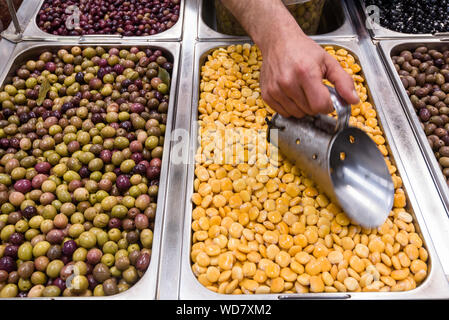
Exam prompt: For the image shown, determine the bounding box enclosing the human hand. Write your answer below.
[259,33,360,118]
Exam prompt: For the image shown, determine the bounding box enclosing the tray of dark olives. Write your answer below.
[19,0,184,41]
[0,41,180,298]
[379,40,449,216]
[360,0,449,39]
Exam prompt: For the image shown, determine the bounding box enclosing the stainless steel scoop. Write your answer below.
[267,85,394,228]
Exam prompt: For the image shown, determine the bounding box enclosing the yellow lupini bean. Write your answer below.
[191,44,428,294]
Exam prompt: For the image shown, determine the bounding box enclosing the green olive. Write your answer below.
[111,205,128,219]
[42,285,61,297]
[31,271,47,285]
[0,284,18,298]
[79,231,97,249]
[103,240,118,254]
[73,247,88,261]
[46,260,64,278]
[101,253,115,267]
[140,229,153,249]
[33,241,51,257]
[120,159,135,173]
[18,242,33,261]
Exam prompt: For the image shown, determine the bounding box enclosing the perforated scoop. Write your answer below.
[268,85,394,228]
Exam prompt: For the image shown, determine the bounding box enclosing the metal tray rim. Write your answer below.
[179,40,449,300]
[0,41,181,300]
[196,0,358,41]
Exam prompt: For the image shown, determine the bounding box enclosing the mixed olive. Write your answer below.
[392,47,449,185]
[37,0,181,36]
[214,0,325,36]
[0,45,172,297]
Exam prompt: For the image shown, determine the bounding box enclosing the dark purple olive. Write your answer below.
[100,149,112,163]
[45,62,56,72]
[116,175,131,191]
[79,166,90,179]
[108,218,122,229]
[14,179,32,193]
[135,253,150,271]
[9,232,25,245]
[74,72,84,83]
[113,64,124,75]
[419,108,431,122]
[35,161,51,174]
[4,245,19,259]
[130,103,145,113]
[146,166,160,179]
[62,240,77,256]
[87,274,98,291]
[0,256,16,273]
[132,163,146,175]
[22,205,37,219]
[52,278,66,291]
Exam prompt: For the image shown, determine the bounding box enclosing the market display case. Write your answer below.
[0,0,448,300]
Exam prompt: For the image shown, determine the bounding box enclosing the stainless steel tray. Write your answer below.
[359,0,449,40]
[179,40,449,299]
[0,41,181,300]
[197,0,357,40]
[14,0,185,42]
[379,40,449,219]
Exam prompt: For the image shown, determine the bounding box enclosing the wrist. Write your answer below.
[252,12,307,54]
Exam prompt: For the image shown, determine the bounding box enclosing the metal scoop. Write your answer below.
[267,85,394,228]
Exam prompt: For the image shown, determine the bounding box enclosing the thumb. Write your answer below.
[324,54,360,105]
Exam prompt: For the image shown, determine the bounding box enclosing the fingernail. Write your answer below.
[353,89,359,101]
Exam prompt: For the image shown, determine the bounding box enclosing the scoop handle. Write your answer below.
[326,84,351,133]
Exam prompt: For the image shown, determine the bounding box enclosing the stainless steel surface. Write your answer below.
[379,40,449,218]
[18,0,185,42]
[269,85,394,228]
[1,0,39,42]
[5,0,21,34]
[197,0,357,40]
[157,0,198,300]
[178,39,449,299]
[0,41,181,300]
[359,0,449,40]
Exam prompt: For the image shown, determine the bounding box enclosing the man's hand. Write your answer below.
[259,32,360,118]
[219,0,360,118]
